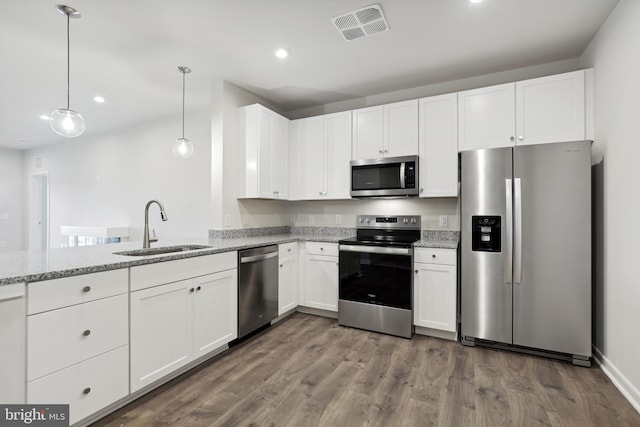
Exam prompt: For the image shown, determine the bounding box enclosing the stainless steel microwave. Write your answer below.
[350,155,419,197]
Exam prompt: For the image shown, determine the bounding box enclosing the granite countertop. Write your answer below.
[0,228,459,286]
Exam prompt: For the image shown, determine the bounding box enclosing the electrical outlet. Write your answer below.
[439,215,448,227]
[335,215,342,225]
[242,214,249,225]
[309,214,315,224]
[224,214,231,227]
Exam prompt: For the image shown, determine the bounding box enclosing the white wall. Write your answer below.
[580,0,640,412]
[24,109,212,248]
[0,148,24,251]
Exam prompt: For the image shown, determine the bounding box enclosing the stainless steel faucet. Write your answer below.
[143,200,168,248]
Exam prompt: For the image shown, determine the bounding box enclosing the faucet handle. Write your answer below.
[150,229,158,243]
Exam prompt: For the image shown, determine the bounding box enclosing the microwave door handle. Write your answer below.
[400,162,406,188]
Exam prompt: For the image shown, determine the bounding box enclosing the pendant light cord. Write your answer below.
[66,13,70,109]
[182,70,186,138]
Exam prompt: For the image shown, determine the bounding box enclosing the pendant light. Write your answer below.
[50,5,86,138]
[173,66,194,158]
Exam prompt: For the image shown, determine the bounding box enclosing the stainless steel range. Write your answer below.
[338,215,421,338]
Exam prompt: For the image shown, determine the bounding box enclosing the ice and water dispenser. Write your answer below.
[471,216,501,252]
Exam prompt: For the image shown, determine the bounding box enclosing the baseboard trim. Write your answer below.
[414,325,457,341]
[593,345,640,414]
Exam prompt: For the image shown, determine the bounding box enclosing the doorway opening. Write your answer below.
[29,172,49,250]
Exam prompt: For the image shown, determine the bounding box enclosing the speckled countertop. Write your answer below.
[0,228,458,286]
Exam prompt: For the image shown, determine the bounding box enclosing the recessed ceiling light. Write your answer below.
[93,96,105,103]
[275,48,289,59]
[470,0,483,3]
[40,115,51,121]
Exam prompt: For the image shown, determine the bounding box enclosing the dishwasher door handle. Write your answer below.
[240,251,278,264]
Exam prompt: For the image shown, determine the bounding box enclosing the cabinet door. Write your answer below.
[516,70,585,146]
[272,112,290,198]
[278,256,297,315]
[458,83,515,151]
[304,255,338,312]
[384,99,419,157]
[419,94,458,197]
[130,280,194,392]
[258,107,275,198]
[414,263,457,332]
[0,284,25,403]
[295,116,325,200]
[193,269,238,358]
[324,111,352,199]
[352,106,384,160]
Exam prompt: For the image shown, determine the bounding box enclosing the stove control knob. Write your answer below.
[365,217,371,224]
[359,217,364,223]
[403,218,409,224]
[411,218,417,224]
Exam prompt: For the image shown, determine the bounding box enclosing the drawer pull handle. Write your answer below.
[83,329,91,337]
[189,288,195,293]
[415,270,418,273]
[83,387,91,395]
[288,248,291,252]
[83,286,91,293]
[432,254,436,258]
[320,247,324,251]
[280,264,283,268]
[196,286,202,291]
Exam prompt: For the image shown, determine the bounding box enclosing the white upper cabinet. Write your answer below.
[239,104,290,199]
[458,83,516,151]
[418,93,458,197]
[458,70,588,151]
[290,111,351,200]
[515,70,586,146]
[352,100,418,160]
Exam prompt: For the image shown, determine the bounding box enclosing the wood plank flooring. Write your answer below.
[92,313,640,427]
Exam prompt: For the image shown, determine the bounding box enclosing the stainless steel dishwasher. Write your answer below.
[238,245,279,338]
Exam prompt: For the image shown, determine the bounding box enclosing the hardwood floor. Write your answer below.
[93,313,640,427]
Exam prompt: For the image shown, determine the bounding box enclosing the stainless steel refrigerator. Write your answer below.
[460,140,591,366]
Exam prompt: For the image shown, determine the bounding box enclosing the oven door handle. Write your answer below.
[339,245,413,256]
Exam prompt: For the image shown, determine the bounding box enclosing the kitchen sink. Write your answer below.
[114,245,212,256]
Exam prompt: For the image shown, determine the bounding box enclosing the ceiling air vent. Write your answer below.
[332,4,389,42]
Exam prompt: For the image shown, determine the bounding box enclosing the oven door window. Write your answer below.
[351,163,402,191]
[339,250,412,309]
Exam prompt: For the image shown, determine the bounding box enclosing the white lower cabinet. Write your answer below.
[27,346,129,425]
[413,248,457,336]
[278,243,298,315]
[26,269,129,424]
[302,242,338,312]
[130,254,238,392]
[0,283,26,404]
[193,270,238,357]
[130,279,194,391]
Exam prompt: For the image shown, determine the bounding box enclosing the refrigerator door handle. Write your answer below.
[505,178,513,284]
[514,178,522,284]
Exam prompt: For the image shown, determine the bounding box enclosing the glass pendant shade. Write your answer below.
[50,108,86,137]
[173,137,194,158]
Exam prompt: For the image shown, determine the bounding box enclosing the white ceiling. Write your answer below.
[0,0,618,149]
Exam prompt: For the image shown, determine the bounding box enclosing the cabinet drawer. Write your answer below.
[27,345,129,426]
[27,294,128,381]
[279,242,298,258]
[414,248,456,265]
[305,242,338,256]
[28,269,128,315]
[130,251,237,291]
